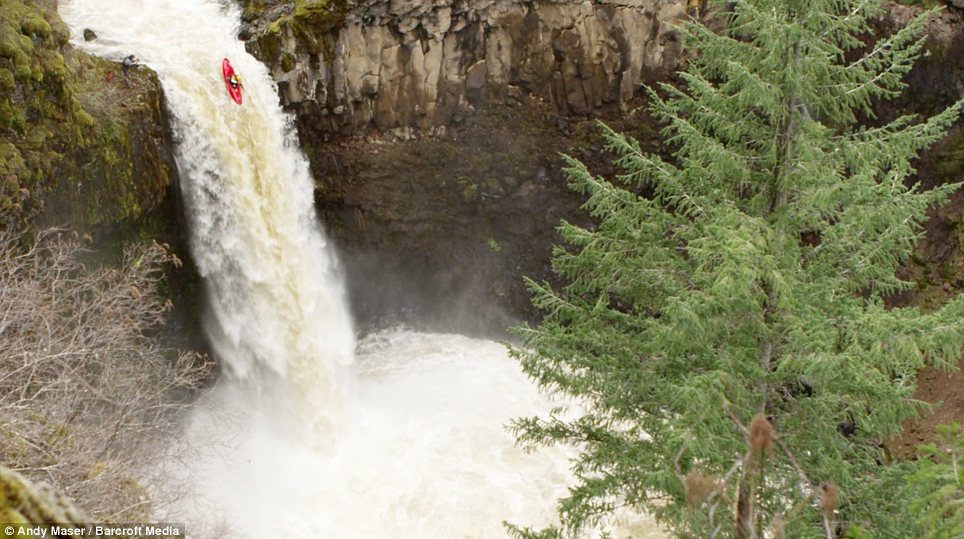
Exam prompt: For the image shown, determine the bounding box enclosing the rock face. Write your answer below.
[244,0,687,136]
[0,0,178,230]
[237,0,689,332]
[308,100,672,334]
[885,2,964,305]
[312,106,603,333]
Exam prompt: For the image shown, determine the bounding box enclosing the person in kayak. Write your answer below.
[229,74,243,90]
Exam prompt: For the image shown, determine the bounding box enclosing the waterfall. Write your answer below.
[59,1,663,537]
[60,0,354,445]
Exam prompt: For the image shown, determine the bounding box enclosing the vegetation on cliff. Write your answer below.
[0,0,175,230]
[510,0,963,537]
[2,465,92,531]
[242,0,348,64]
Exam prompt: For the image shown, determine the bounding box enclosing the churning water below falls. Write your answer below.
[59,0,662,537]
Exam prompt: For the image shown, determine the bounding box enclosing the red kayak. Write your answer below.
[222,58,243,105]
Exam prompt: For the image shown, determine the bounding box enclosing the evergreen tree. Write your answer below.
[510,1,963,537]
[911,422,964,539]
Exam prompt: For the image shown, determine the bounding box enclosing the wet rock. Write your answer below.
[83,28,96,41]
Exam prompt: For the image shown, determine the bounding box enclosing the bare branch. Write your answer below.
[0,225,213,520]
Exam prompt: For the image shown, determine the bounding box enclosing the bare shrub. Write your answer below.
[0,226,213,521]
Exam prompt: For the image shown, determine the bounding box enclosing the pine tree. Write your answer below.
[510,1,964,537]
[911,422,964,539]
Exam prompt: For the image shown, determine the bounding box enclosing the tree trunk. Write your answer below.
[735,474,754,539]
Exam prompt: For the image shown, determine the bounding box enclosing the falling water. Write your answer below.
[60,0,354,445]
[59,1,663,537]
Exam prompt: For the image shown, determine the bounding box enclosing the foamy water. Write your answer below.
[172,331,592,538]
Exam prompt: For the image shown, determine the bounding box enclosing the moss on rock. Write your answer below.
[933,128,964,181]
[243,0,348,65]
[0,466,90,531]
[0,0,177,230]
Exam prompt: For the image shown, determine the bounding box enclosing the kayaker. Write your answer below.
[229,74,243,90]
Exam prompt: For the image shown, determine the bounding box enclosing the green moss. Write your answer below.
[0,23,22,58]
[39,49,66,80]
[0,100,26,131]
[12,62,31,81]
[0,142,27,195]
[1,0,176,229]
[17,33,33,55]
[75,108,95,128]
[19,13,51,39]
[281,51,296,72]
[253,0,347,61]
[933,129,964,181]
[0,67,16,93]
[0,101,11,131]
[1,465,91,527]
[30,59,43,82]
[295,0,333,17]
[12,45,30,65]
[25,126,46,148]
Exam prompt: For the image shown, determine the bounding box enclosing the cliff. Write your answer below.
[243,0,687,137]
[239,0,688,331]
[0,0,177,230]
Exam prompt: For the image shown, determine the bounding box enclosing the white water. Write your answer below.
[59,1,663,537]
[60,0,354,445]
[170,330,595,538]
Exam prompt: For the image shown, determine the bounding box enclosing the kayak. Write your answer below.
[222,58,243,105]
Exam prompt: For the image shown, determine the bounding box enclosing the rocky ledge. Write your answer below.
[243,0,688,136]
[0,0,177,230]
